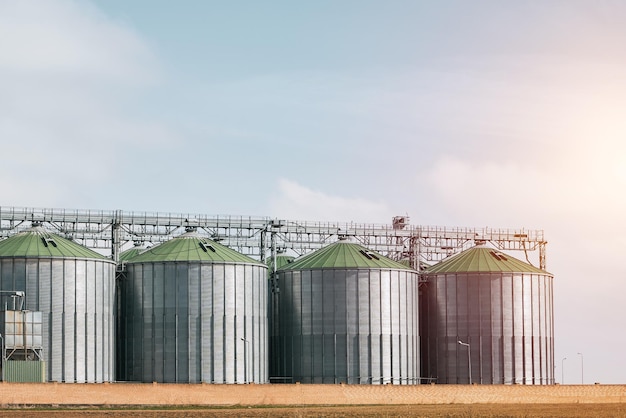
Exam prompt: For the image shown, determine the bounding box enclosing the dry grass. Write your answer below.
[1,404,626,417]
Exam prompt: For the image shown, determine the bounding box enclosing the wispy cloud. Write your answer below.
[268,178,394,223]
[0,0,155,82]
[0,0,177,207]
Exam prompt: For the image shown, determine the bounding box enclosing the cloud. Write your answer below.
[0,0,177,208]
[423,156,561,227]
[0,0,155,82]
[419,149,626,279]
[268,178,394,224]
[423,134,626,229]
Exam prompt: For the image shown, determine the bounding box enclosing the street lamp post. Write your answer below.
[577,352,584,384]
[458,340,472,384]
[561,357,567,384]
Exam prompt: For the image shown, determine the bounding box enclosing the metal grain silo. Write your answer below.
[119,243,148,262]
[266,251,294,380]
[272,239,420,384]
[115,242,148,380]
[266,253,295,276]
[420,245,554,385]
[120,229,268,383]
[0,225,116,382]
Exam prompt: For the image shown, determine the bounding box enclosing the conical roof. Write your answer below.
[279,240,413,271]
[127,231,263,264]
[119,246,147,262]
[0,226,110,260]
[424,245,549,275]
[397,259,430,270]
[266,254,295,270]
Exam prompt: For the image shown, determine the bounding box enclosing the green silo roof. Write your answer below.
[279,240,413,271]
[0,227,110,260]
[424,246,549,275]
[266,254,295,277]
[266,254,295,270]
[127,232,263,264]
[120,246,146,262]
[397,259,430,270]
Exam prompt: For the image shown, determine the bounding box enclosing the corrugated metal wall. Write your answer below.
[0,257,116,382]
[272,268,420,384]
[120,261,268,383]
[4,360,46,382]
[420,272,554,384]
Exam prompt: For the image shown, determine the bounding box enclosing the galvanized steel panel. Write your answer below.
[344,271,370,336]
[522,276,533,383]
[478,277,491,336]
[421,270,554,385]
[301,272,311,335]
[75,312,86,382]
[312,334,323,383]
[301,334,312,379]
[274,266,420,385]
[381,334,391,383]
[356,334,367,383]
[322,273,333,335]
[26,261,38,310]
[321,334,333,383]
[467,276,479,336]
[187,264,199,381]
[87,265,96,381]
[368,272,380,335]
[292,332,301,379]
[13,259,26,294]
[311,270,323,336]
[122,260,268,384]
[0,259,12,292]
[235,266,245,383]
[0,256,115,383]
[290,272,301,334]
[63,262,76,382]
[334,333,349,383]
[332,274,346,341]
[224,265,236,383]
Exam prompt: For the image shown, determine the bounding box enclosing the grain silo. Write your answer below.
[420,244,554,384]
[119,229,268,383]
[0,225,116,382]
[272,238,420,384]
[115,242,149,380]
[266,250,294,380]
[266,252,295,275]
[119,242,148,262]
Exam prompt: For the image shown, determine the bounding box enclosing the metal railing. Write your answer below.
[0,206,547,270]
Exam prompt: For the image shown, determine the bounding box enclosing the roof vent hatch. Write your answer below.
[359,249,380,260]
[199,241,216,253]
[41,237,57,248]
[489,250,508,261]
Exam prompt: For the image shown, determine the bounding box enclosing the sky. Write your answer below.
[2,0,626,383]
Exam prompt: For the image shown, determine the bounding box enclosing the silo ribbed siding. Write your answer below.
[0,230,116,382]
[272,241,420,385]
[420,247,554,385]
[120,234,268,384]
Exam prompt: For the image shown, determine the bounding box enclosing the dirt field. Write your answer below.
[1,383,626,417]
[1,404,626,417]
[2,383,626,406]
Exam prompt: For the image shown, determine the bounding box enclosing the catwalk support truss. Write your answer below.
[0,207,547,271]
